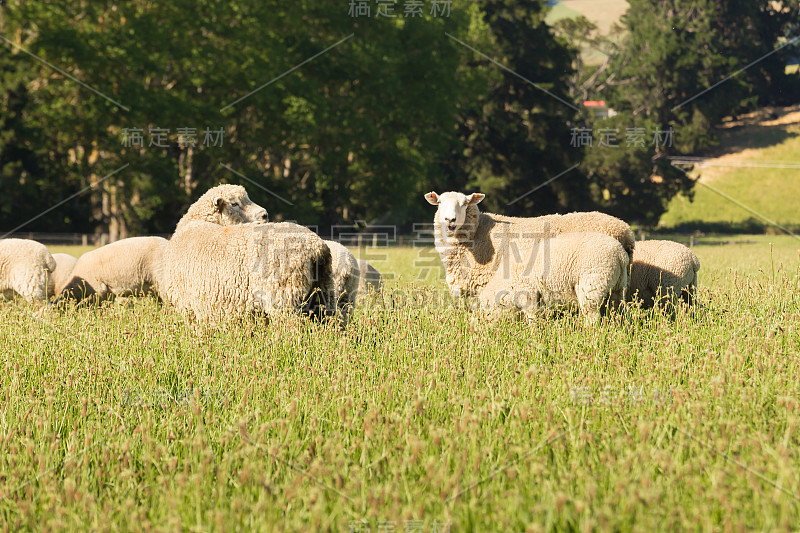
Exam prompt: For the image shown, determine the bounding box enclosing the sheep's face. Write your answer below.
[424,191,485,236]
[211,185,269,226]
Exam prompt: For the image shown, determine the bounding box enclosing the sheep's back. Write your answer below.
[630,239,699,295]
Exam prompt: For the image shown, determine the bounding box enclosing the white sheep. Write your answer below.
[161,221,334,323]
[423,191,635,298]
[160,183,334,322]
[47,253,78,298]
[0,238,56,303]
[324,240,359,325]
[478,231,629,324]
[174,183,269,232]
[356,258,383,295]
[57,237,168,303]
[627,239,701,309]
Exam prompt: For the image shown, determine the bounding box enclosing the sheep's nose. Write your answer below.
[259,210,269,222]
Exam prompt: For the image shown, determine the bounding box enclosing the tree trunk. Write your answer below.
[179,145,195,197]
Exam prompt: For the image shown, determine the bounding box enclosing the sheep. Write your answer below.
[174,183,269,233]
[47,253,78,298]
[324,240,359,325]
[160,221,334,323]
[423,191,635,298]
[57,237,169,304]
[477,231,629,324]
[356,259,383,295]
[627,239,701,309]
[0,238,56,303]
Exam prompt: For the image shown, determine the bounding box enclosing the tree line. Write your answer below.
[0,0,797,239]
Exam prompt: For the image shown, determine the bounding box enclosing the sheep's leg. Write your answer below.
[681,273,699,307]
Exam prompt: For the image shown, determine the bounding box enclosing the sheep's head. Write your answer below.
[424,191,485,236]
[184,184,269,227]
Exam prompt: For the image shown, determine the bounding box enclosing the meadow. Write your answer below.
[1,236,800,531]
[660,107,800,233]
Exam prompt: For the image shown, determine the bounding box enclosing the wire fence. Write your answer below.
[0,230,774,250]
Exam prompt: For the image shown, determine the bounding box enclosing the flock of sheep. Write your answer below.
[0,184,700,325]
[425,191,700,324]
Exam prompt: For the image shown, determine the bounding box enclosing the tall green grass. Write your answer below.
[1,239,800,531]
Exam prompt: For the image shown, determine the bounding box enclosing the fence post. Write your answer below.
[689,235,695,249]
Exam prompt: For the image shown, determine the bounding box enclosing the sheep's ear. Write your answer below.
[424,192,440,205]
[214,197,226,212]
[467,193,485,205]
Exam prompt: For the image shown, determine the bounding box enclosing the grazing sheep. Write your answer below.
[0,239,56,303]
[57,237,168,303]
[174,183,269,233]
[324,240,359,325]
[478,232,629,324]
[423,191,635,297]
[47,253,78,298]
[627,239,701,309]
[356,259,383,295]
[160,221,334,323]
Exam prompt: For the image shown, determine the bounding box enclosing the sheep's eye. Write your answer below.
[231,202,240,208]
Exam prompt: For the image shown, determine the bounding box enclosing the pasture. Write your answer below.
[661,106,800,233]
[1,236,800,531]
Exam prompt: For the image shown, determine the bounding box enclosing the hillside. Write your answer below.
[545,0,629,65]
[659,105,800,233]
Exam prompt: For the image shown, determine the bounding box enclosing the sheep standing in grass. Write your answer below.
[627,239,701,309]
[424,191,635,297]
[57,237,168,303]
[478,232,629,324]
[47,253,78,298]
[324,240,359,325]
[356,259,383,295]
[161,222,334,323]
[0,239,56,303]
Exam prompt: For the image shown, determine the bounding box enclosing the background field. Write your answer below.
[660,106,800,233]
[1,237,799,531]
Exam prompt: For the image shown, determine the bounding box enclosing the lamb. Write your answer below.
[174,183,269,232]
[324,240,359,325]
[423,191,635,298]
[160,221,334,323]
[477,232,629,324]
[356,259,383,295]
[627,239,701,309]
[0,238,56,303]
[47,253,78,298]
[57,237,169,303]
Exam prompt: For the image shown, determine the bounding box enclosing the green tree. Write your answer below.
[438,0,586,217]
[0,0,476,234]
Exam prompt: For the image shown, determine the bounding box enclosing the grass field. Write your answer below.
[660,107,800,233]
[1,237,800,531]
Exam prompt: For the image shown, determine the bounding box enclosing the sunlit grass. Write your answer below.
[660,122,800,231]
[2,238,800,530]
